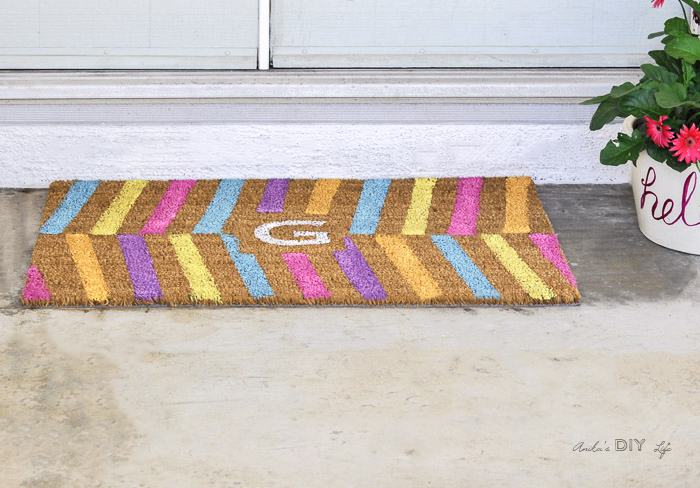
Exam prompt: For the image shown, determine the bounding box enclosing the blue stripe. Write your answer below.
[40,181,101,234]
[431,235,501,299]
[349,179,391,235]
[193,179,245,234]
[221,234,275,299]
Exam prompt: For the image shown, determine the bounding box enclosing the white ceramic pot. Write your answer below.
[624,116,700,254]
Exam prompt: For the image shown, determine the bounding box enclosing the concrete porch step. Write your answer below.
[1,184,699,486]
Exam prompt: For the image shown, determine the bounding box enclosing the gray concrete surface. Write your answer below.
[1,185,699,487]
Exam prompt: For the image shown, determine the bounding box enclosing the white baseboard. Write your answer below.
[1,119,627,188]
[0,68,639,101]
[0,69,634,187]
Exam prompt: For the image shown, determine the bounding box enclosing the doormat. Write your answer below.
[22,178,580,307]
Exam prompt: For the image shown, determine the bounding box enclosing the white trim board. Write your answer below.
[0,102,598,124]
[0,68,640,101]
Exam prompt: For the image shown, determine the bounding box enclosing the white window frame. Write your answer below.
[0,68,640,102]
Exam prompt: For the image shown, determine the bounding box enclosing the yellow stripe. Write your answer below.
[65,234,109,302]
[91,180,149,235]
[306,179,341,214]
[503,177,531,233]
[481,234,556,300]
[402,177,438,235]
[375,235,441,300]
[168,234,222,303]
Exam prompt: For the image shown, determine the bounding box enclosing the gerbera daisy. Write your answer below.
[644,115,673,147]
[652,0,664,7]
[671,124,700,164]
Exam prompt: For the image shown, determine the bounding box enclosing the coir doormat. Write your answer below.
[22,178,580,307]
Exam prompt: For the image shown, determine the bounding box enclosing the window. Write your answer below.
[0,0,668,69]
[271,0,669,68]
[0,0,258,69]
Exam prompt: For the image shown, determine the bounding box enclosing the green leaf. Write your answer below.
[589,98,621,131]
[664,17,690,36]
[641,64,679,84]
[600,131,645,166]
[655,82,688,108]
[609,82,639,98]
[666,155,693,172]
[665,35,700,63]
[682,60,695,85]
[646,142,669,164]
[580,94,610,106]
[649,31,665,39]
[649,50,682,74]
[619,90,664,118]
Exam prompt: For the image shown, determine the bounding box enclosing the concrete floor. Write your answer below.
[1,185,699,487]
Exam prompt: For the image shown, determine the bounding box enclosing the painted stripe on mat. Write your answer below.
[65,234,109,302]
[350,179,391,235]
[91,180,149,235]
[193,179,245,234]
[375,235,441,300]
[529,233,578,288]
[431,235,500,299]
[333,237,387,301]
[503,177,531,233]
[40,181,100,234]
[448,177,483,235]
[282,253,332,299]
[117,234,163,302]
[220,234,274,299]
[257,179,290,213]
[141,180,197,234]
[169,234,222,303]
[306,179,341,215]
[481,234,556,300]
[402,177,438,235]
[22,266,51,302]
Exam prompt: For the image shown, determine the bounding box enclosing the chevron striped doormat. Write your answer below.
[22,177,580,307]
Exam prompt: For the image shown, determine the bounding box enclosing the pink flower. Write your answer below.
[652,0,664,7]
[644,116,674,147]
[671,124,700,164]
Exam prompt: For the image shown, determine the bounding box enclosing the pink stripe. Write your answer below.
[529,233,578,288]
[281,253,332,299]
[23,265,51,302]
[448,177,483,235]
[141,180,197,234]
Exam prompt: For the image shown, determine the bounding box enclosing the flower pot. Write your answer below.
[624,116,700,255]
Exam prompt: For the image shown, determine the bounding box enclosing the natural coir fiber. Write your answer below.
[22,177,580,307]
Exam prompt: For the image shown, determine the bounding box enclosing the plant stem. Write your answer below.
[680,0,690,24]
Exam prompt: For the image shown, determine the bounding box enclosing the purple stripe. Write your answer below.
[257,179,290,213]
[141,180,197,234]
[333,237,387,301]
[448,177,483,235]
[118,235,163,301]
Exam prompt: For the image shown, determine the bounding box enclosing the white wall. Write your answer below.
[0,70,634,188]
[0,117,626,188]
